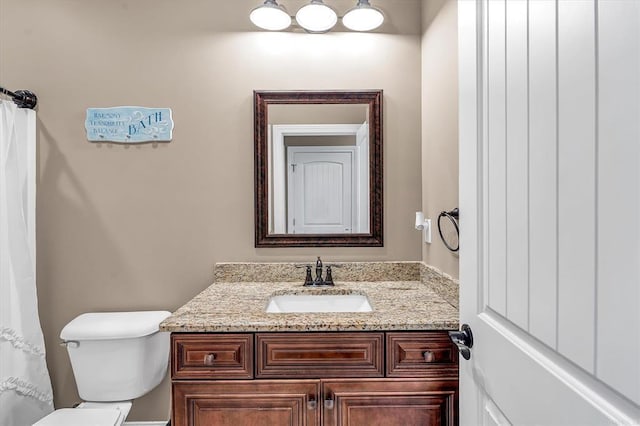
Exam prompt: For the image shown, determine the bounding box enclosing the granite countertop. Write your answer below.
[160,280,459,333]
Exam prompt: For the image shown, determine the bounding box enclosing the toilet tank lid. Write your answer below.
[60,311,171,341]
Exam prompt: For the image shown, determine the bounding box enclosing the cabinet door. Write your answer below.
[322,379,457,426]
[173,380,320,426]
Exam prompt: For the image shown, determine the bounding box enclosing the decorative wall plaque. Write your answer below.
[85,107,174,143]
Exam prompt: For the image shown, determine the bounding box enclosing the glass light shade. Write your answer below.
[343,0,384,32]
[295,0,338,33]
[250,0,292,31]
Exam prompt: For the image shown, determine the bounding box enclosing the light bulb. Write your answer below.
[250,0,292,31]
[343,0,384,32]
[295,0,338,33]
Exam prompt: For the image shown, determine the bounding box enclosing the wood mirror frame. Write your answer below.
[254,90,383,247]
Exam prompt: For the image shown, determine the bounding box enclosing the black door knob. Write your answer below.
[448,324,474,360]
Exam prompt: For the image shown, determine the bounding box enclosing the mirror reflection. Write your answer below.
[267,104,370,235]
[254,90,383,247]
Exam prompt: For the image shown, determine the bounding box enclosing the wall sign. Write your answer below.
[85,107,174,143]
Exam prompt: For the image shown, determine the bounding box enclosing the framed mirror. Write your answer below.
[255,90,383,247]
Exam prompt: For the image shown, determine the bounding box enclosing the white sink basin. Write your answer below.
[266,294,373,313]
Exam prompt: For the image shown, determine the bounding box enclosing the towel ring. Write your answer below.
[437,208,459,252]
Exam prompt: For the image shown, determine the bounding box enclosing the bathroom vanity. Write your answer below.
[160,262,459,426]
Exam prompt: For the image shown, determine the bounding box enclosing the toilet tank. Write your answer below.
[60,311,171,402]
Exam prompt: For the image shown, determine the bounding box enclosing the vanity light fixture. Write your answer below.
[342,0,384,32]
[249,0,384,33]
[250,0,292,31]
[295,0,338,33]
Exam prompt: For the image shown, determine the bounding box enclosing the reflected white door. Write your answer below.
[287,147,355,234]
[459,0,640,424]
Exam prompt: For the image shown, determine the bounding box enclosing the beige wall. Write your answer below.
[421,0,459,278]
[0,0,424,420]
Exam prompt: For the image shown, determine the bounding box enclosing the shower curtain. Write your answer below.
[0,101,53,425]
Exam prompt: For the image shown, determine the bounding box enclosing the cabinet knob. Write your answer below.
[422,350,435,362]
[324,393,334,409]
[307,395,317,410]
[204,353,216,366]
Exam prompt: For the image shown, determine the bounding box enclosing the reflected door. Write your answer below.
[287,147,355,234]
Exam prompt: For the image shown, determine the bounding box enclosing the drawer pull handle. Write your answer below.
[423,350,435,362]
[204,353,216,366]
[307,395,317,410]
[324,393,334,409]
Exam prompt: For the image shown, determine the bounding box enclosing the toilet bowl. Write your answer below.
[34,311,171,426]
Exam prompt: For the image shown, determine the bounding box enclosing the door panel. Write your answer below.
[596,0,640,402]
[527,0,558,350]
[172,380,320,426]
[288,148,355,234]
[459,0,640,423]
[303,161,344,223]
[504,0,529,330]
[482,397,511,426]
[485,0,507,317]
[322,379,457,426]
[556,0,597,373]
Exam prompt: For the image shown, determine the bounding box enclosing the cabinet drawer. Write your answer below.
[172,334,253,379]
[386,332,458,378]
[256,333,384,378]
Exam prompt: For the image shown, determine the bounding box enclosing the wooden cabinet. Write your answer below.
[171,331,458,426]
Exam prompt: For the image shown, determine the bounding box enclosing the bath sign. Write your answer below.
[85,107,174,143]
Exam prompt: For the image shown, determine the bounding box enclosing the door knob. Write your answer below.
[448,324,474,360]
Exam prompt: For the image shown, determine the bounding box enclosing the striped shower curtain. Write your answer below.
[0,101,53,425]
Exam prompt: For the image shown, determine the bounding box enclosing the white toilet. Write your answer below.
[34,310,172,426]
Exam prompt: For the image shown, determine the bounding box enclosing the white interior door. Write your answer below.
[459,0,640,424]
[287,147,356,234]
